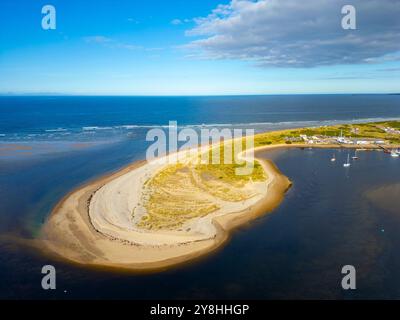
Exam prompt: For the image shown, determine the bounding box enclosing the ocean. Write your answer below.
[0,95,399,299]
[1,95,400,142]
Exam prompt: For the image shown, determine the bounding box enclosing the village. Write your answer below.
[297,131,386,146]
[283,124,400,146]
[281,123,400,159]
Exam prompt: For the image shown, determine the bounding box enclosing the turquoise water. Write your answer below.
[0,95,399,299]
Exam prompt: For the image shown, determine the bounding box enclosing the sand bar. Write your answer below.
[40,143,293,271]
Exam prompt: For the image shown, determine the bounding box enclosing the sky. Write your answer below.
[0,0,399,95]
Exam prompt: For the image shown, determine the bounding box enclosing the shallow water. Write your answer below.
[0,147,399,299]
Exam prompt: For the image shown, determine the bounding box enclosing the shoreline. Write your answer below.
[40,141,395,272]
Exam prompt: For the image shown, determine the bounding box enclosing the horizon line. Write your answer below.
[0,92,399,97]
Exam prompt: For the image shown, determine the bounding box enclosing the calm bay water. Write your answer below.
[0,95,399,299]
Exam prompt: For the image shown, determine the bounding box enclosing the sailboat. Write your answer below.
[352,149,359,160]
[331,153,336,162]
[343,154,351,167]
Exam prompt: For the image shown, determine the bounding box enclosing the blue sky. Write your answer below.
[0,0,399,95]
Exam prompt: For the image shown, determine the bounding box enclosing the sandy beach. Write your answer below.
[40,142,293,271]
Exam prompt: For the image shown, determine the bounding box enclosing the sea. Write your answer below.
[0,94,399,299]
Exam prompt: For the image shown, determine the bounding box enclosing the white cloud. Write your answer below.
[84,36,142,50]
[84,36,112,44]
[127,18,139,24]
[185,0,400,68]
[171,19,183,25]
[171,18,192,25]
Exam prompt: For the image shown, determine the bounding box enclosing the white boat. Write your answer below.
[391,150,399,158]
[331,153,336,162]
[343,154,351,167]
[352,150,359,160]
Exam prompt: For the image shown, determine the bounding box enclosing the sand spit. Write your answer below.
[40,143,293,271]
[41,141,393,271]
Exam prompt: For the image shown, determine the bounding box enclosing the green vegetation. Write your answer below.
[138,120,400,230]
[195,161,265,185]
[196,142,266,185]
[383,121,400,129]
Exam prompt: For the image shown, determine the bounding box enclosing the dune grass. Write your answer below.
[137,120,400,230]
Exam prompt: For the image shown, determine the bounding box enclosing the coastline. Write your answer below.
[40,140,396,272]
